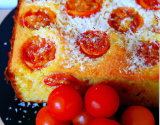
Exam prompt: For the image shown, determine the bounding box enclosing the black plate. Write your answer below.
[0,9,45,125]
[0,9,159,125]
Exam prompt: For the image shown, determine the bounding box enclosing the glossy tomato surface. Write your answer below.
[66,0,102,17]
[36,106,71,125]
[72,107,94,125]
[121,106,155,125]
[48,85,83,121]
[89,118,121,125]
[84,84,119,118]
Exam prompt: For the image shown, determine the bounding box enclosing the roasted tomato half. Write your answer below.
[77,30,110,58]
[108,7,144,33]
[66,0,102,17]
[20,8,56,30]
[21,36,56,70]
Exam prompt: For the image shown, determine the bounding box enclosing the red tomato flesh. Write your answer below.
[77,30,110,58]
[66,0,101,17]
[108,7,144,33]
[21,35,56,70]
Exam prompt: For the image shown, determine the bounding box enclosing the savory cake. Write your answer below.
[5,0,159,107]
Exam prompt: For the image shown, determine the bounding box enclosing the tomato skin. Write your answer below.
[89,118,121,125]
[72,107,94,125]
[36,106,71,125]
[48,85,84,121]
[121,106,155,125]
[84,84,119,118]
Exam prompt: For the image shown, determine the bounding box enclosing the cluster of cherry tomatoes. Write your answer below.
[36,84,155,125]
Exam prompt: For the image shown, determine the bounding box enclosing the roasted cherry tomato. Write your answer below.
[108,7,144,33]
[36,106,71,125]
[84,84,120,118]
[77,30,110,58]
[89,118,121,125]
[136,0,160,10]
[20,8,56,30]
[48,85,83,121]
[66,0,102,17]
[44,73,89,95]
[136,41,159,66]
[72,107,94,125]
[44,73,81,86]
[21,36,56,70]
[121,106,155,125]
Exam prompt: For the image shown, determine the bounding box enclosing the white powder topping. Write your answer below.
[18,120,22,123]
[42,103,47,107]
[21,0,159,73]
[4,42,7,45]
[32,103,39,108]
[18,102,25,107]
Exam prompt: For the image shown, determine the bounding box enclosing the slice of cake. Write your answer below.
[5,0,159,107]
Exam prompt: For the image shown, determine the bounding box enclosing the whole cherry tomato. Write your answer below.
[89,118,121,125]
[121,106,155,125]
[84,84,120,118]
[36,106,71,125]
[48,85,83,121]
[72,107,94,125]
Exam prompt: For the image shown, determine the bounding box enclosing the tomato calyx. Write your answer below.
[108,7,144,33]
[20,8,56,30]
[77,30,110,58]
[66,0,102,18]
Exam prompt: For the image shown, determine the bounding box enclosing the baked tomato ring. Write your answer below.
[44,73,81,86]
[20,8,56,30]
[108,7,144,33]
[136,0,160,10]
[148,15,160,33]
[66,0,102,17]
[44,73,90,95]
[77,30,110,58]
[136,41,159,66]
[21,36,56,70]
